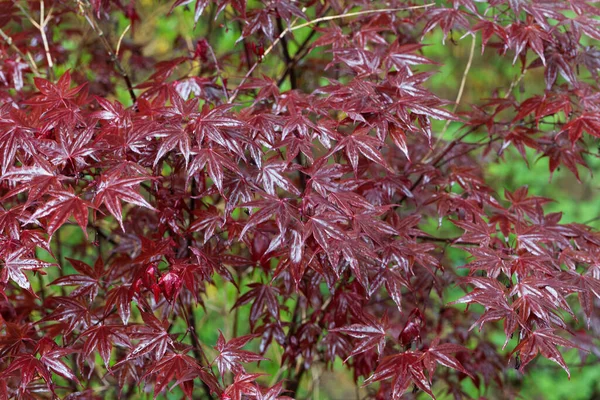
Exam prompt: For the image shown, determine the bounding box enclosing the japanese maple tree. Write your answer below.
[0,0,600,398]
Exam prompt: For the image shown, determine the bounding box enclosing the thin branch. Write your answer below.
[277,18,296,89]
[228,3,435,103]
[504,67,527,99]
[177,297,216,399]
[428,33,477,158]
[276,25,319,87]
[78,0,137,103]
[15,0,53,78]
[414,234,479,246]
[290,4,434,33]
[39,0,54,78]
[0,27,42,77]
[115,23,130,56]
[207,44,229,102]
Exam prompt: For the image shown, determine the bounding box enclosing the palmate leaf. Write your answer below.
[81,325,130,367]
[238,194,300,239]
[256,157,300,196]
[331,312,388,361]
[50,257,105,302]
[0,248,55,291]
[213,331,267,376]
[232,283,280,329]
[331,128,390,174]
[421,339,472,378]
[26,189,91,237]
[0,113,37,175]
[511,328,580,378]
[93,171,155,230]
[364,351,434,400]
[188,147,241,192]
[123,312,174,362]
[152,124,192,166]
[222,372,263,400]
[142,352,218,398]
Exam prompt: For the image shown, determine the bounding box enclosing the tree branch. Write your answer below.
[78,0,137,103]
[228,3,434,103]
[0,27,42,77]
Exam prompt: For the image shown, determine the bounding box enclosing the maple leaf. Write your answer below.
[50,257,105,302]
[233,283,280,329]
[256,157,300,196]
[124,311,174,362]
[450,216,496,246]
[364,351,434,400]
[213,331,267,376]
[142,352,217,398]
[511,328,579,378]
[38,124,95,169]
[421,339,472,378]
[561,113,600,143]
[81,325,130,367]
[26,189,91,237]
[2,354,53,392]
[0,248,54,291]
[105,285,133,325]
[0,204,29,240]
[303,212,348,251]
[193,104,247,156]
[385,43,437,70]
[152,124,193,166]
[222,372,262,400]
[331,312,389,361]
[188,205,224,244]
[93,171,155,230]
[559,270,600,327]
[27,70,87,109]
[238,195,300,239]
[0,111,37,175]
[1,157,65,204]
[40,296,91,335]
[331,128,389,174]
[188,147,241,192]
[508,21,550,65]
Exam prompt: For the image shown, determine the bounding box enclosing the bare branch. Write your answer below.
[77,0,137,103]
[0,27,42,77]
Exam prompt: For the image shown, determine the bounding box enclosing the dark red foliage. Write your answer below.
[0,0,600,399]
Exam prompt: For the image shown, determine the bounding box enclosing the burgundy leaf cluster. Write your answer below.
[0,0,600,399]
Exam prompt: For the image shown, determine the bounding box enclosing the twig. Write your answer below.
[54,228,67,297]
[289,4,434,34]
[38,0,54,77]
[414,234,479,246]
[427,33,477,159]
[14,0,53,78]
[276,27,319,87]
[397,129,477,204]
[504,67,527,99]
[78,0,137,103]
[115,24,130,56]
[228,3,435,103]
[0,27,42,77]
[277,18,296,89]
[177,297,216,398]
[207,44,229,101]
